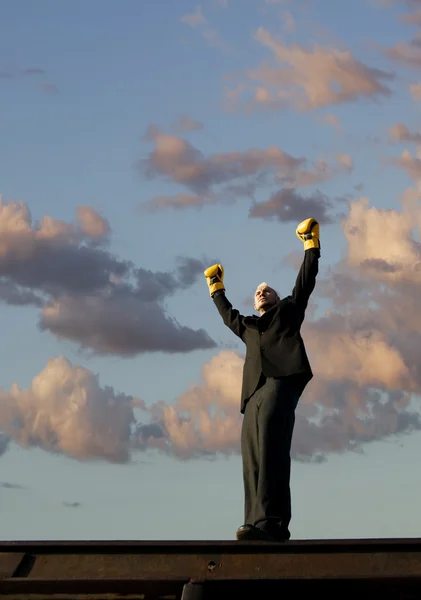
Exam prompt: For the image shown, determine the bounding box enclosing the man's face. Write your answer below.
[254,282,278,313]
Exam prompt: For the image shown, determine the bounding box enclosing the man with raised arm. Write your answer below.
[204,218,320,542]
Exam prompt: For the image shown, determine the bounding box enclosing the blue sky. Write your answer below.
[1,0,421,541]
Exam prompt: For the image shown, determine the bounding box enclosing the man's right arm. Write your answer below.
[212,290,246,341]
[204,264,246,341]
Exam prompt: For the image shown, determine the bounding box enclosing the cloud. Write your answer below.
[400,10,421,25]
[0,482,27,489]
[40,292,215,356]
[139,195,421,461]
[138,132,354,212]
[143,193,214,213]
[0,356,136,462]
[172,114,204,133]
[410,82,421,99]
[389,148,421,182]
[39,83,58,95]
[0,66,56,95]
[384,6,421,67]
[284,153,354,187]
[385,41,421,67]
[76,206,110,241]
[180,5,229,50]
[0,353,240,463]
[21,68,45,75]
[317,113,342,134]
[132,347,421,462]
[3,199,421,471]
[389,123,421,142]
[0,434,9,456]
[0,196,216,355]
[139,131,302,191]
[201,29,229,49]
[281,11,295,34]
[143,124,161,142]
[227,28,394,112]
[375,1,421,13]
[134,351,244,458]
[137,194,421,461]
[143,116,204,143]
[180,5,207,27]
[342,196,421,280]
[0,282,44,307]
[63,501,82,508]
[249,188,342,223]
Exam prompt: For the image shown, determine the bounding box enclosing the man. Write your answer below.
[204,218,320,542]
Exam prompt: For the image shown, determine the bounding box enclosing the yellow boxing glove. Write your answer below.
[204,264,225,297]
[296,218,320,250]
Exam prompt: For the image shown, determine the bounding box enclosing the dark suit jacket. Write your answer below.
[212,248,319,413]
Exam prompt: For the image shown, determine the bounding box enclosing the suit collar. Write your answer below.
[244,300,280,329]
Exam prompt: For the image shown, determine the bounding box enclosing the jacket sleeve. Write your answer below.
[291,248,320,311]
[212,291,246,342]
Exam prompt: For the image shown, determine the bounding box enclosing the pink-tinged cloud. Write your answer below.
[172,114,204,133]
[0,195,216,355]
[384,8,421,68]
[410,82,421,99]
[400,10,421,25]
[5,194,421,468]
[343,195,421,283]
[138,195,421,461]
[139,131,303,192]
[389,122,421,142]
[385,40,421,67]
[139,131,354,212]
[136,195,421,462]
[284,153,353,187]
[227,28,393,112]
[2,344,419,464]
[180,5,206,27]
[0,356,136,463]
[180,6,229,50]
[318,113,342,134]
[389,149,421,182]
[76,206,110,241]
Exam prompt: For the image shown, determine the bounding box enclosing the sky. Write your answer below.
[1,0,421,541]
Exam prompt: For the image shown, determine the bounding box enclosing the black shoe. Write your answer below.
[235,524,277,541]
[265,528,290,542]
[255,520,291,542]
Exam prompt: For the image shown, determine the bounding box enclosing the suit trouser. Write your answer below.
[241,374,306,537]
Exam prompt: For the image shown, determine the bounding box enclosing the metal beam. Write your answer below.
[0,539,420,599]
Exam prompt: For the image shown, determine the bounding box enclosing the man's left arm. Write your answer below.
[291,218,321,311]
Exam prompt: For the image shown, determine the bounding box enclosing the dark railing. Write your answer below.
[0,538,421,599]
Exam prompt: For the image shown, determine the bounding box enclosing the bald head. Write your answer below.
[254,282,280,315]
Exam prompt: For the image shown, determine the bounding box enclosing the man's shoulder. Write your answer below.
[242,312,260,331]
[243,313,258,322]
